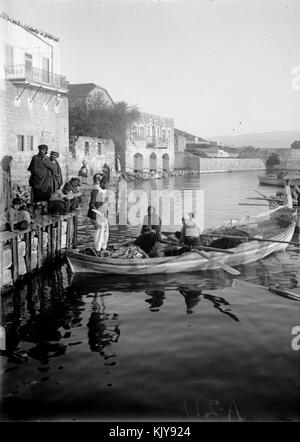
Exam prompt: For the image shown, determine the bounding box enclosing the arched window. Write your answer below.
[149,152,157,171]
[139,125,145,140]
[134,153,143,172]
[132,124,138,141]
[162,153,170,171]
[167,129,172,143]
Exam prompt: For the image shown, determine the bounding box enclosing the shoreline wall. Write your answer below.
[175,152,265,172]
[198,158,266,173]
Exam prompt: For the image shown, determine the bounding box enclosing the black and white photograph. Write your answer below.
[0,0,300,425]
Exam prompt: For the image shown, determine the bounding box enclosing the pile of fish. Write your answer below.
[81,245,149,259]
[108,245,149,259]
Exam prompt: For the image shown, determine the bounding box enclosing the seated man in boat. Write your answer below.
[179,212,202,248]
[133,206,162,256]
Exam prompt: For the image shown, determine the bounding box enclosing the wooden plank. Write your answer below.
[25,231,32,273]
[56,219,62,259]
[37,226,43,269]
[73,215,78,249]
[11,237,19,283]
[66,218,72,250]
[48,224,54,261]
[0,241,3,290]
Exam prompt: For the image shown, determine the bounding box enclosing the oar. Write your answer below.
[246,197,282,202]
[239,203,270,207]
[254,189,268,199]
[194,249,240,276]
[232,279,300,302]
[203,233,300,247]
[160,237,234,254]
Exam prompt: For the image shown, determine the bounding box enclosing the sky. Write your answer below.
[1,0,300,138]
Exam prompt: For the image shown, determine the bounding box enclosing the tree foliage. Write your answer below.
[69,99,140,149]
[265,152,280,170]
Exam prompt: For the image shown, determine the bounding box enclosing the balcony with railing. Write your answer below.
[5,64,68,92]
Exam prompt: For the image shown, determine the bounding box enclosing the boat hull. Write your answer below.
[66,222,296,275]
[258,175,300,187]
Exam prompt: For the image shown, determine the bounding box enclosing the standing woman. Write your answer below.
[284,179,293,209]
[78,160,88,184]
[87,173,109,253]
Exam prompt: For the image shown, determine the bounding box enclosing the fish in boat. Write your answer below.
[66,209,297,275]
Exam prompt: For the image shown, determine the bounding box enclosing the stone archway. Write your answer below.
[149,152,157,171]
[162,153,170,171]
[134,153,143,172]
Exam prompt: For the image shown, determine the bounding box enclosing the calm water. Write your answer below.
[1,171,300,421]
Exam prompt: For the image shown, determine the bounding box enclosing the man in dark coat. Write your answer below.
[27,145,56,203]
[50,151,63,192]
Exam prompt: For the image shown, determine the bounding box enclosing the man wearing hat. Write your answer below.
[27,144,56,203]
[50,151,63,192]
[63,177,82,210]
[48,182,74,215]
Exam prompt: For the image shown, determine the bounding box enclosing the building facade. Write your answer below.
[68,136,115,183]
[0,13,69,186]
[68,83,114,109]
[125,112,175,173]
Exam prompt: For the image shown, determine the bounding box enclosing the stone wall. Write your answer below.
[280,149,300,170]
[67,136,115,184]
[198,158,265,173]
[0,80,69,184]
[174,151,265,172]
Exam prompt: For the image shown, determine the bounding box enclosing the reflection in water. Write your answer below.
[2,268,83,365]
[179,287,239,321]
[87,294,120,361]
[145,290,166,312]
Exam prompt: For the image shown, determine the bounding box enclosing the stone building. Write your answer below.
[68,83,114,108]
[68,136,115,183]
[0,13,69,186]
[68,83,115,177]
[125,112,175,173]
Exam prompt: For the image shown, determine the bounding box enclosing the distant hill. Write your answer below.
[209,131,300,149]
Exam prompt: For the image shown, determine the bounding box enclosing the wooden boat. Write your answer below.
[258,174,300,187]
[66,208,297,275]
